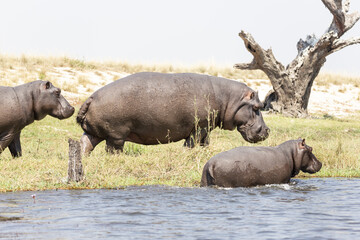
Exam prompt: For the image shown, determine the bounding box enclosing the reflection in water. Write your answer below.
[0,178,360,239]
[0,216,22,221]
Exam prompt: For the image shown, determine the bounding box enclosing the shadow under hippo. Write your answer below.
[77,72,270,155]
[0,81,75,157]
[201,139,322,188]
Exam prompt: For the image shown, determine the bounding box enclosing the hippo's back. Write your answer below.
[77,72,244,144]
[93,72,225,99]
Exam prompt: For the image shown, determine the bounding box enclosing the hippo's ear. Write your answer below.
[244,91,255,100]
[45,81,51,89]
[41,81,51,90]
[298,138,306,149]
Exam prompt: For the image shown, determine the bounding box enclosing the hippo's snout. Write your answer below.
[55,93,75,119]
[313,161,322,173]
[264,126,270,137]
[60,105,75,119]
[306,158,322,174]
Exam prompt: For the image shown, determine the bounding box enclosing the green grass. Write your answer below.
[0,113,359,192]
[1,54,360,191]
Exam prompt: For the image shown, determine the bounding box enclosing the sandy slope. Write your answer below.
[60,69,360,118]
[51,69,360,118]
[2,67,360,118]
[251,80,360,117]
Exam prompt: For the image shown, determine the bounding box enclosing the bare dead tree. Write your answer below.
[234,0,360,117]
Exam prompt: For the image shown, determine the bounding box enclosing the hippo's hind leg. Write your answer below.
[104,126,130,154]
[105,139,125,154]
[200,162,215,187]
[8,132,22,158]
[80,132,103,156]
[184,128,210,148]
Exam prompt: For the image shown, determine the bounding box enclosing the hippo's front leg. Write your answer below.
[184,128,210,148]
[8,132,22,158]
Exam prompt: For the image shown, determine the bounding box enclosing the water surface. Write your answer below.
[1,178,360,239]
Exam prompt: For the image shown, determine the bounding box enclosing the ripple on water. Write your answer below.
[0,178,360,239]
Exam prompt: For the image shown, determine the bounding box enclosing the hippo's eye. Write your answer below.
[54,89,61,97]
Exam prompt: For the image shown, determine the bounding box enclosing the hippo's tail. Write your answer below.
[76,97,93,126]
[200,162,215,187]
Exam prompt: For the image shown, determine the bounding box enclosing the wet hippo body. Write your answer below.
[201,139,322,188]
[77,72,270,154]
[0,81,75,157]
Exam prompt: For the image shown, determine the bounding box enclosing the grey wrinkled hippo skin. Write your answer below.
[201,139,322,188]
[77,72,270,155]
[0,80,75,157]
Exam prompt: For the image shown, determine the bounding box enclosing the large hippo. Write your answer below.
[0,80,75,157]
[201,139,322,188]
[77,72,270,154]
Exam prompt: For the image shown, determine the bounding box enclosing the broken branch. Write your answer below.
[322,0,360,36]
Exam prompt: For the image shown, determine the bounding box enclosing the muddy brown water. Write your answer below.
[1,178,360,239]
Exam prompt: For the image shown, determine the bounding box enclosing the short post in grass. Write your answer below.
[68,138,84,182]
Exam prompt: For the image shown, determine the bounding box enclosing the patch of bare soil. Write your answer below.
[239,79,360,118]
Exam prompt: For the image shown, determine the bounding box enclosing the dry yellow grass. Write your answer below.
[317,72,360,87]
[0,54,268,85]
[1,54,359,90]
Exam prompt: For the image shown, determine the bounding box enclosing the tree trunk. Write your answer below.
[234,0,360,117]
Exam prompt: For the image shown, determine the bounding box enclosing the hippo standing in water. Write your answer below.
[77,72,270,154]
[201,139,322,188]
[0,81,75,157]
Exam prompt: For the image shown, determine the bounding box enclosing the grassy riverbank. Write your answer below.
[0,113,359,192]
[0,55,360,191]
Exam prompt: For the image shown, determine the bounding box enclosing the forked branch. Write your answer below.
[322,0,360,36]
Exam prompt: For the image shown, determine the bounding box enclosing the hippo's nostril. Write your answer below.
[265,127,270,134]
[256,126,262,134]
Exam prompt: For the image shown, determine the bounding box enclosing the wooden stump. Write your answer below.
[68,138,84,182]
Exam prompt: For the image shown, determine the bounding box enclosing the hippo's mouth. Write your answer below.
[237,125,268,143]
[60,106,75,119]
[304,157,322,174]
[52,105,74,119]
[238,126,256,143]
